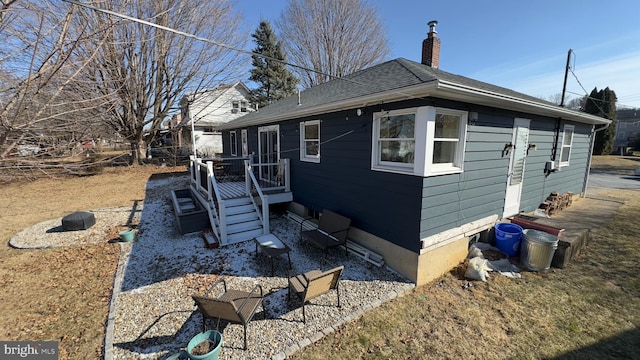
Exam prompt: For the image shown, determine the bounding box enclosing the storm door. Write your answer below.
[503,118,530,218]
[258,125,280,183]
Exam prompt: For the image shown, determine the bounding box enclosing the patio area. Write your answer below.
[106,175,414,359]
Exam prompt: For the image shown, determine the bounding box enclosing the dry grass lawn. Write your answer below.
[0,156,638,359]
[0,165,187,359]
[590,154,640,175]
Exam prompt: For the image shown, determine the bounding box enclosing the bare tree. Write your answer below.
[0,1,102,172]
[544,93,586,110]
[277,0,390,88]
[75,0,246,165]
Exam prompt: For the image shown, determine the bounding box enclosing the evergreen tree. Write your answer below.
[249,21,298,108]
[584,87,617,155]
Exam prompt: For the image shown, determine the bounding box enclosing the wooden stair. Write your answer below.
[220,197,264,245]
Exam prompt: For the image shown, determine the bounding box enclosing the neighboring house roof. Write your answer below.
[217,58,609,130]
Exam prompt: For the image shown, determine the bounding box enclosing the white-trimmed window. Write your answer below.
[300,120,320,163]
[231,101,239,113]
[373,109,416,169]
[241,129,248,157]
[372,106,467,176]
[230,131,237,156]
[559,125,574,167]
[240,101,248,112]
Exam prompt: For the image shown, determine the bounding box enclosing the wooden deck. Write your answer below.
[217,181,246,199]
[216,181,292,203]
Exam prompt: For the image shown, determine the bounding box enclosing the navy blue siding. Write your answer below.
[520,121,593,211]
[222,98,596,253]
[419,111,513,240]
[286,110,423,252]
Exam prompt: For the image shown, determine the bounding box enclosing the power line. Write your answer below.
[61,0,428,104]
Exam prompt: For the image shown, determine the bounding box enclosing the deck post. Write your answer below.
[244,160,251,195]
[284,159,290,192]
[263,195,270,234]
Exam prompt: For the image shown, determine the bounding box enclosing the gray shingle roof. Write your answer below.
[218,58,606,129]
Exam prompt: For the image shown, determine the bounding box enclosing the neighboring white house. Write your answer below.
[179,82,255,156]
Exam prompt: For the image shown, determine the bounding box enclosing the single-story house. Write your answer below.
[214,22,609,285]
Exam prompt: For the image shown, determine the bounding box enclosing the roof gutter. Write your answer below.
[218,78,610,130]
[435,80,610,125]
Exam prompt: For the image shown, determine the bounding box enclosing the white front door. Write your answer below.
[503,118,530,218]
[258,125,280,182]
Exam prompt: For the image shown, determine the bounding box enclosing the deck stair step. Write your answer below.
[226,204,255,216]
[227,212,259,225]
[227,219,263,235]
[227,228,265,245]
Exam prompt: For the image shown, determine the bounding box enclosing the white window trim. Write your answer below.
[371,106,467,176]
[230,130,237,156]
[559,124,574,167]
[300,120,321,163]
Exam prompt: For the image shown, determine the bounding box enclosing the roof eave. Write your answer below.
[218,78,610,130]
[435,80,610,125]
[216,82,440,130]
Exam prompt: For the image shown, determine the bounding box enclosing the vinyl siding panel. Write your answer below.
[520,121,593,212]
[285,110,424,252]
[419,114,513,240]
[221,99,596,254]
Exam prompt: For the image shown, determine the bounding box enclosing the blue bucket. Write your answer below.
[494,223,523,257]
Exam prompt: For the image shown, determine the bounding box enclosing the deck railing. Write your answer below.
[190,156,225,243]
[244,160,269,235]
[247,158,290,193]
[189,156,289,245]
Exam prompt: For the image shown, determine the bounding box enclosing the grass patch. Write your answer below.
[591,155,640,175]
[292,191,640,359]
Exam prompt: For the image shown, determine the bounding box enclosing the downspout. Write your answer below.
[582,123,610,197]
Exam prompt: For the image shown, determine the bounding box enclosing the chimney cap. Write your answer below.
[428,20,438,34]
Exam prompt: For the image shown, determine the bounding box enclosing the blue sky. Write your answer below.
[236,0,640,108]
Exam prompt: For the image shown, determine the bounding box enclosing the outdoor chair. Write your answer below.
[287,262,344,323]
[191,279,264,350]
[300,209,351,258]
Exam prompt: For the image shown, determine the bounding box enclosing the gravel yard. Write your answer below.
[11,174,414,360]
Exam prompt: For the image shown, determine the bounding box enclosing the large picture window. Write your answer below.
[372,106,467,176]
[300,120,320,163]
[559,125,574,167]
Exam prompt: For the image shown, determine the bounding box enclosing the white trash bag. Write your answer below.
[465,256,491,282]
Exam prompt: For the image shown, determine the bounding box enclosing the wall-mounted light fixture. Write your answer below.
[527,144,537,155]
[502,143,514,157]
[356,108,363,116]
[469,112,478,125]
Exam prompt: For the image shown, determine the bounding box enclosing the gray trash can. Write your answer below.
[520,229,559,272]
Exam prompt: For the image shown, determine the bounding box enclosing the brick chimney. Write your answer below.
[421,20,440,68]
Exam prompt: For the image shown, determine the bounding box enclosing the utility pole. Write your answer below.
[560,49,573,107]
